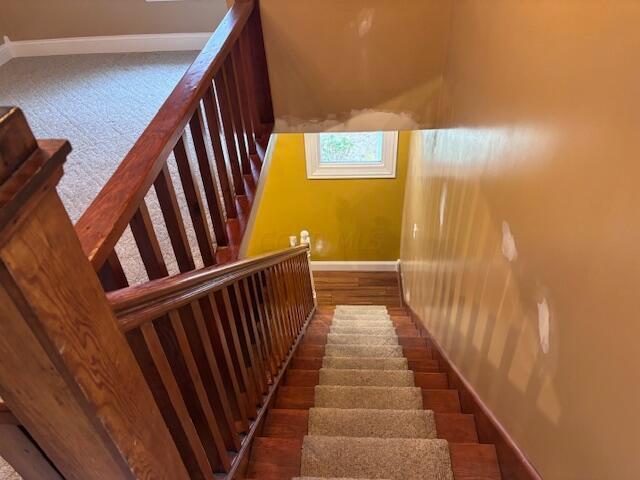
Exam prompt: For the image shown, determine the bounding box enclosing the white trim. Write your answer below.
[304,131,399,179]
[238,134,278,258]
[0,38,14,67]
[0,33,211,62]
[311,261,398,272]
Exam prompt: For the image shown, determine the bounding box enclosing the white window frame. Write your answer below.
[304,131,399,179]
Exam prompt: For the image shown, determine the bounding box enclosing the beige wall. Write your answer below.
[401,2,640,478]
[259,0,452,132]
[1,0,228,41]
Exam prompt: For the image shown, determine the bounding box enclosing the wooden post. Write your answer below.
[0,107,189,480]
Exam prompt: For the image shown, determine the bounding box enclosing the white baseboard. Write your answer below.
[311,261,399,272]
[0,32,211,66]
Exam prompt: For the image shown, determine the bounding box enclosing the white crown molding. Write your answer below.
[0,33,211,65]
[310,261,398,272]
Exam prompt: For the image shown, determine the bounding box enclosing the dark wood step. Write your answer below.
[275,386,314,409]
[294,344,433,359]
[290,357,323,370]
[414,372,449,389]
[300,335,429,348]
[246,437,302,479]
[408,359,441,372]
[305,324,420,334]
[449,443,502,480]
[285,369,319,387]
[263,409,308,438]
[275,386,461,413]
[290,357,442,373]
[435,413,479,443]
[262,409,478,444]
[246,437,501,480]
[423,389,461,413]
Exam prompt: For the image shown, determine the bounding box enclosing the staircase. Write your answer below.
[247,304,503,479]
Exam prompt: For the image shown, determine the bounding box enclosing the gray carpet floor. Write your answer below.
[0,51,200,479]
[0,52,212,286]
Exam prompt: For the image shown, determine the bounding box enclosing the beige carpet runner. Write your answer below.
[296,305,454,480]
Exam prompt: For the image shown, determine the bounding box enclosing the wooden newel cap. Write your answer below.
[0,107,72,234]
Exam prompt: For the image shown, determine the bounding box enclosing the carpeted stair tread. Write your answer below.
[308,408,437,438]
[330,326,397,335]
[324,345,404,358]
[332,314,391,320]
[331,320,394,328]
[335,305,388,311]
[315,385,423,409]
[322,356,408,370]
[327,334,399,346]
[301,436,454,480]
[319,368,415,387]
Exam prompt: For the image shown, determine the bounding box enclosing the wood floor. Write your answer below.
[245,302,503,479]
[313,271,402,307]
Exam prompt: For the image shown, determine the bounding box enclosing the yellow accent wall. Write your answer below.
[246,133,409,261]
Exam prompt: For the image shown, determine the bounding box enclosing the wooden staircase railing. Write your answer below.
[108,245,315,478]
[74,0,274,291]
[0,105,316,478]
[0,2,322,478]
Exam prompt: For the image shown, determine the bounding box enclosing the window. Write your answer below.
[304,131,398,179]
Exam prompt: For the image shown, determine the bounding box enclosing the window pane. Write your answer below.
[319,132,383,164]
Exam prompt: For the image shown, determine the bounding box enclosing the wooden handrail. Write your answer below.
[111,243,316,477]
[75,0,269,276]
[109,245,309,331]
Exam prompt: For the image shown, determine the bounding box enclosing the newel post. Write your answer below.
[0,108,189,479]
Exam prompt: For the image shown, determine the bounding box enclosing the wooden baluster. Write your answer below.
[98,250,129,291]
[284,258,303,331]
[256,270,285,366]
[242,277,274,378]
[298,255,312,320]
[153,314,228,474]
[184,301,241,452]
[173,134,217,266]
[286,259,303,333]
[294,256,308,321]
[259,268,284,356]
[235,35,258,156]
[188,110,229,247]
[266,266,293,350]
[223,56,251,174]
[299,255,313,316]
[202,87,237,218]
[167,310,231,472]
[139,322,213,478]
[274,263,296,343]
[249,274,279,374]
[209,291,257,419]
[219,288,260,412]
[245,8,275,137]
[201,294,250,431]
[0,107,188,479]
[233,281,268,394]
[213,71,245,196]
[154,163,195,273]
[276,262,295,337]
[130,199,169,280]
